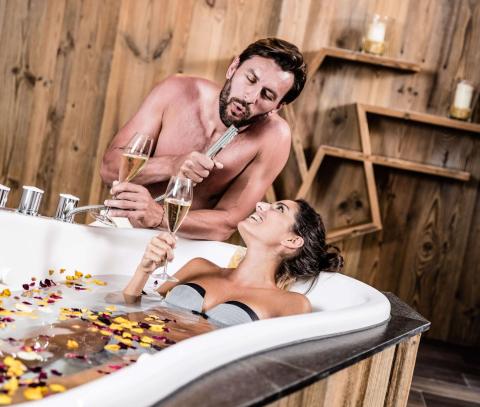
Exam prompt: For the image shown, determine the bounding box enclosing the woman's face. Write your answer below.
[238,200,301,249]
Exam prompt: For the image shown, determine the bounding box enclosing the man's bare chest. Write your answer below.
[155,118,259,181]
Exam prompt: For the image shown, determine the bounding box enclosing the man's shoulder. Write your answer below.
[151,75,217,99]
[254,113,291,144]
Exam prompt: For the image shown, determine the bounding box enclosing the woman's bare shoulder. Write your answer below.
[279,291,312,315]
[178,257,222,278]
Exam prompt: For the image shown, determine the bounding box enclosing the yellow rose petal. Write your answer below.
[0,310,13,316]
[119,338,132,346]
[74,271,83,278]
[140,336,153,344]
[67,339,79,349]
[3,377,18,395]
[149,324,165,333]
[104,344,120,352]
[0,289,11,297]
[0,394,12,405]
[49,383,66,393]
[100,330,112,336]
[23,387,43,400]
[48,269,55,276]
[105,305,116,312]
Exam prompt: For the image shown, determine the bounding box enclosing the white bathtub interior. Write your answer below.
[0,211,391,406]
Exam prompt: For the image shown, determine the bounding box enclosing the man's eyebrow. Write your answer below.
[247,68,259,81]
[247,69,278,99]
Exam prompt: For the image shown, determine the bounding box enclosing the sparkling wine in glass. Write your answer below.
[152,176,192,281]
[91,133,153,227]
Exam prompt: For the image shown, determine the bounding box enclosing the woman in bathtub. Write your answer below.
[123,199,343,326]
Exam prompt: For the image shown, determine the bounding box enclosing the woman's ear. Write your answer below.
[226,56,240,79]
[280,235,304,251]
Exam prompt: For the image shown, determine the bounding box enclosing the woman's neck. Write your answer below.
[228,246,280,289]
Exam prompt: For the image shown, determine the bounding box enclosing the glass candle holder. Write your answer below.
[449,79,475,121]
[362,14,390,56]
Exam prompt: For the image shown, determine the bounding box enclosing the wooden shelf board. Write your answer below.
[360,103,480,134]
[327,222,381,243]
[321,47,421,73]
[321,145,470,181]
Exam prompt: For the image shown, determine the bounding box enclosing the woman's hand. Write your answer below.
[139,232,176,274]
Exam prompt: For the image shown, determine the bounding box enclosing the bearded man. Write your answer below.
[101,38,306,240]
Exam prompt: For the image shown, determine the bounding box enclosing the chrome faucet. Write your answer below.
[54,194,80,222]
[17,186,44,216]
[65,203,105,220]
[0,184,10,208]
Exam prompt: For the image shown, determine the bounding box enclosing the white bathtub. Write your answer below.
[0,210,390,406]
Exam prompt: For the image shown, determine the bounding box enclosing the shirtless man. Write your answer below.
[101,38,306,241]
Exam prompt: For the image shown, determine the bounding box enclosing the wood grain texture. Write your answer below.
[0,0,479,345]
[268,335,419,407]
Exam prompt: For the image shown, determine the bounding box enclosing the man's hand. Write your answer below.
[175,151,223,184]
[106,182,164,228]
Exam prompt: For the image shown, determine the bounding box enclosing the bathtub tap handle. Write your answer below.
[17,186,44,216]
[0,184,10,209]
[54,194,80,223]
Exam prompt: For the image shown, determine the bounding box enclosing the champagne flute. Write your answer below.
[151,176,192,281]
[91,133,153,227]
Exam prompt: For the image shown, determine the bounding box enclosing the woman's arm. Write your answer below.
[123,232,176,302]
[123,233,220,303]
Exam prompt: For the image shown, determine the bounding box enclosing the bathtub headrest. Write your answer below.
[290,272,382,312]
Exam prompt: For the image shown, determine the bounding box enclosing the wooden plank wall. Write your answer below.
[0,0,478,345]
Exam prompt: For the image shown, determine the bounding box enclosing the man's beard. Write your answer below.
[218,78,268,128]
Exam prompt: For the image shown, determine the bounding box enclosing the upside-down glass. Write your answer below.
[90,133,153,227]
[151,176,193,281]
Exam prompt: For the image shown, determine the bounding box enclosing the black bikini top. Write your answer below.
[164,282,259,326]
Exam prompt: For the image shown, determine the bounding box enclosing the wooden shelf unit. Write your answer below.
[296,103,475,242]
[274,47,479,242]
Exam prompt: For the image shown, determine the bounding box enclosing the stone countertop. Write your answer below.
[155,293,430,407]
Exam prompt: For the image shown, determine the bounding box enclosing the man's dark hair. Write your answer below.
[238,38,307,105]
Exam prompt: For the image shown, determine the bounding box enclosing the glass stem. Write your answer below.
[162,259,169,277]
[104,193,117,217]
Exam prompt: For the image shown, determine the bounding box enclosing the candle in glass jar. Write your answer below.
[453,80,473,109]
[366,21,386,43]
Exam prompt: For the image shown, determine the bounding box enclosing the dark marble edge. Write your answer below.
[251,326,431,404]
[156,292,430,407]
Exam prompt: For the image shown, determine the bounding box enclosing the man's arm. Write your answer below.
[175,126,291,241]
[101,76,183,186]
